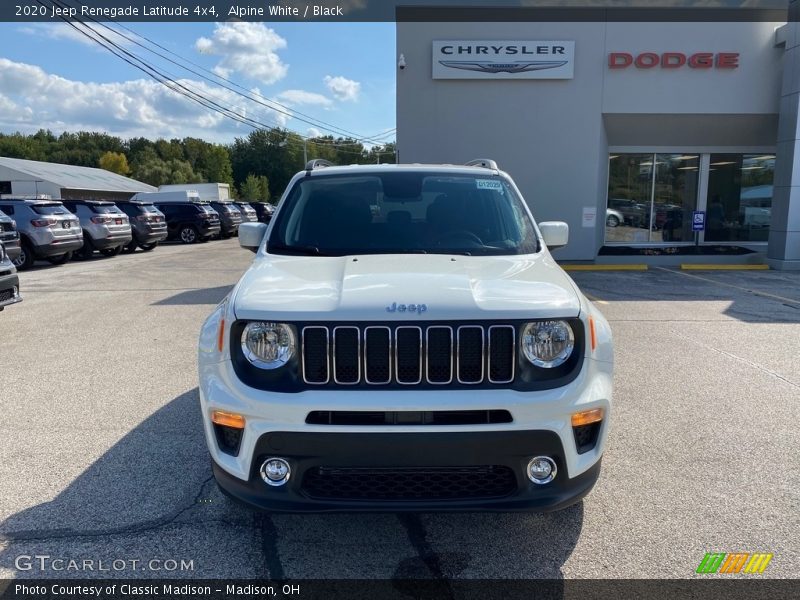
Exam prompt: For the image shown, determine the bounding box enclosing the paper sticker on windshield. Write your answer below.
[476,179,504,193]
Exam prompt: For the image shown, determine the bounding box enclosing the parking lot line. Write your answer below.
[560,264,648,271]
[680,264,769,271]
[655,266,800,306]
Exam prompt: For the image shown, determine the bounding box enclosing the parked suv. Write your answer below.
[210,201,243,238]
[62,200,133,259]
[115,200,168,252]
[199,159,613,513]
[0,208,21,264]
[0,198,83,270]
[0,241,22,311]
[250,202,274,224]
[155,201,221,244]
[234,202,259,223]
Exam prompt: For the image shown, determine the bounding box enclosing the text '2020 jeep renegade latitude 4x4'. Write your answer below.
[199,160,613,512]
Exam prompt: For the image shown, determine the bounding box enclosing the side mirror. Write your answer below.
[239,222,268,253]
[539,221,569,250]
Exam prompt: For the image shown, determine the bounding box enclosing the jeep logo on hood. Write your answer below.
[386,302,428,315]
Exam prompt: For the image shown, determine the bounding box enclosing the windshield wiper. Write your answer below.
[268,243,326,256]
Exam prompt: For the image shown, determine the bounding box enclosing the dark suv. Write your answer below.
[209,201,243,238]
[115,200,168,252]
[154,201,221,244]
[251,202,274,224]
[0,208,21,263]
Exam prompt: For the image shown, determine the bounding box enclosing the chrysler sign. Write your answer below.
[433,41,575,79]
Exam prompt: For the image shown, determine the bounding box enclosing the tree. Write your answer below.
[98,151,131,175]
[239,174,270,202]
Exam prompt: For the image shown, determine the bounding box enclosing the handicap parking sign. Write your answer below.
[692,211,706,231]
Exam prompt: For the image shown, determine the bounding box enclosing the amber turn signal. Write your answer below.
[588,316,597,352]
[212,410,245,429]
[571,408,604,427]
[217,318,226,352]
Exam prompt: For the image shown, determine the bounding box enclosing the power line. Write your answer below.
[39,1,374,157]
[58,0,396,145]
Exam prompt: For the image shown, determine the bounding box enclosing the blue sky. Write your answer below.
[0,22,396,145]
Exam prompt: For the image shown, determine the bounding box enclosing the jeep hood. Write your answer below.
[233,254,581,322]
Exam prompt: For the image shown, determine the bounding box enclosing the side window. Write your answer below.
[0,205,13,215]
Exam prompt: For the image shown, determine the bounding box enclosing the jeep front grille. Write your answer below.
[301,324,515,386]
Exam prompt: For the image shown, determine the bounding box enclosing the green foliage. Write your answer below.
[0,127,396,198]
[229,129,396,199]
[239,174,270,203]
[98,151,131,176]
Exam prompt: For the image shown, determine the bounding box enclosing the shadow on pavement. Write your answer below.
[0,387,584,583]
[153,285,233,306]
[570,268,800,323]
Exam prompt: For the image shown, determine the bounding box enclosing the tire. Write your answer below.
[606,214,620,228]
[123,240,138,254]
[76,235,94,260]
[47,251,73,265]
[138,242,158,252]
[99,246,122,257]
[14,242,35,271]
[179,225,198,244]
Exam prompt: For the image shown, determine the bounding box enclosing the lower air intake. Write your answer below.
[301,465,516,501]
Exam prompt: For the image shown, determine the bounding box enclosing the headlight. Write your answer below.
[521,320,574,368]
[241,322,296,369]
[0,243,5,263]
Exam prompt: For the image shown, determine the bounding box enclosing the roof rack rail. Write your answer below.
[305,159,334,171]
[465,158,499,170]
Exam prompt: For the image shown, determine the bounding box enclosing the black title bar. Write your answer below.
[1,1,794,23]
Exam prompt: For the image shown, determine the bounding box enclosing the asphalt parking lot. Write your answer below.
[0,241,798,580]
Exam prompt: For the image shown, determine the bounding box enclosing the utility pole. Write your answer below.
[303,138,308,164]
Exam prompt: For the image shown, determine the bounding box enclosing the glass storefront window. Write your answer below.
[706,154,775,242]
[606,153,699,243]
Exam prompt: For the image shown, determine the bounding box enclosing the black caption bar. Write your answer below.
[0,579,798,600]
[0,1,794,23]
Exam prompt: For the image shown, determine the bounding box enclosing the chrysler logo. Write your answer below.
[438,60,567,74]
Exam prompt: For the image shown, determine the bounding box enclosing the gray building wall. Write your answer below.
[397,21,783,260]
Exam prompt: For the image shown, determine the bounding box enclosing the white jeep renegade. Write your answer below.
[198,159,613,512]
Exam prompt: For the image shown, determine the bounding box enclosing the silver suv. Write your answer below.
[0,208,21,264]
[62,201,133,260]
[0,241,22,311]
[0,198,83,270]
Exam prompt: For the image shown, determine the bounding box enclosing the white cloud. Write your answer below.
[277,90,332,108]
[306,127,322,138]
[323,75,361,102]
[195,23,288,85]
[0,58,289,143]
[20,23,131,49]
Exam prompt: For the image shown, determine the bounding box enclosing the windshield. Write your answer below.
[32,204,68,215]
[268,172,539,256]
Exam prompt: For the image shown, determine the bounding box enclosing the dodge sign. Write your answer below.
[433,40,575,79]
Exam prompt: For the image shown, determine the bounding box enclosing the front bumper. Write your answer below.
[0,270,22,309]
[212,430,602,512]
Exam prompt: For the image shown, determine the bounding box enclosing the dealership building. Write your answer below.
[396,7,800,269]
[0,156,155,201]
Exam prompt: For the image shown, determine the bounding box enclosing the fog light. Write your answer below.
[527,456,557,484]
[260,458,291,487]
